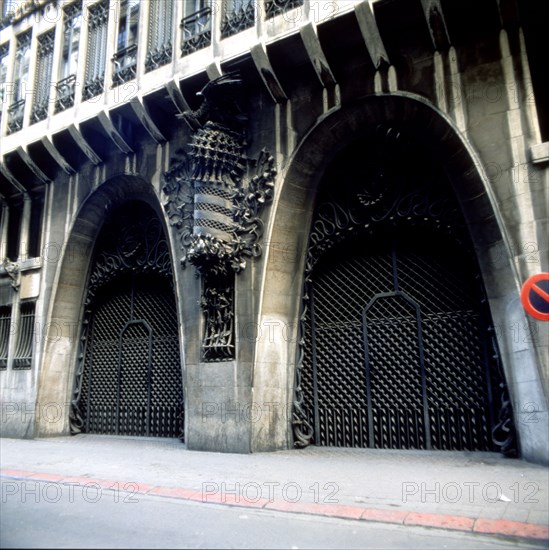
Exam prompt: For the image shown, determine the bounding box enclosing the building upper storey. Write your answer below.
[0,0,354,148]
[0,0,547,203]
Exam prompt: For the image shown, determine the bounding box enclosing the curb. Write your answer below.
[2,468,548,543]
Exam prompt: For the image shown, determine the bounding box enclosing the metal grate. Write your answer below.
[181,6,211,57]
[13,301,35,369]
[265,0,304,19]
[31,29,55,124]
[83,0,108,100]
[79,275,183,438]
[0,305,11,369]
[145,0,173,71]
[302,241,508,451]
[221,0,255,39]
[112,44,137,86]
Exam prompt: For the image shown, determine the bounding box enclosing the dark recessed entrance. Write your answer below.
[293,127,516,454]
[70,202,184,439]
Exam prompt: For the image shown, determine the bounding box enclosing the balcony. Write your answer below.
[55,74,76,113]
[7,99,25,134]
[265,0,304,18]
[31,99,49,124]
[112,44,138,86]
[181,7,212,57]
[145,42,172,72]
[83,74,105,101]
[221,0,255,40]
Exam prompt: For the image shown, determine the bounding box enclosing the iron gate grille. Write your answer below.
[78,275,183,438]
[301,242,500,451]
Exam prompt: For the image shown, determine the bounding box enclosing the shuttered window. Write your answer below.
[31,30,55,124]
[83,0,109,100]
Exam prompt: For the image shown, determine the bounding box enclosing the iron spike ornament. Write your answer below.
[162,72,276,361]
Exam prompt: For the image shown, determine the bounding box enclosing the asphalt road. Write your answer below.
[1,480,543,549]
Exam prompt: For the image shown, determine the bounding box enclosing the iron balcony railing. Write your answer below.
[7,99,25,134]
[112,43,138,86]
[83,74,105,100]
[145,41,172,72]
[265,0,304,19]
[180,7,212,57]
[55,74,76,113]
[221,0,255,39]
[31,99,49,124]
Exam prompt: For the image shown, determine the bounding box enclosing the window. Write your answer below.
[145,0,173,72]
[0,305,11,370]
[8,31,31,134]
[181,0,211,57]
[83,0,109,100]
[112,0,139,86]
[31,30,55,124]
[55,2,81,112]
[2,0,16,18]
[60,2,82,79]
[117,0,139,50]
[0,42,8,124]
[265,0,303,19]
[221,0,255,39]
[13,301,35,370]
[12,31,31,103]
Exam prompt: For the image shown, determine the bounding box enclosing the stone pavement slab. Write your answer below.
[1,435,548,543]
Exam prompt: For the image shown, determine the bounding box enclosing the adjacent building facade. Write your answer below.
[0,0,547,464]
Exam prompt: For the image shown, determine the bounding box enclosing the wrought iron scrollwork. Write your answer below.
[181,7,212,57]
[291,125,517,456]
[265,0,304,19]
[162,73,276,362]
[70,206,175,435]
[112,44,137,86]
[221,0,255,39]
[7,99,25,134]
[55,74,77,113]
[145,42,172,72]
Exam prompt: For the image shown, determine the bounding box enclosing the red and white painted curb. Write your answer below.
[2,468,547,542]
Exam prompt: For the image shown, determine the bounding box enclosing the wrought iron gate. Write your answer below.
[292,126,516,454]
[304,241,504,451]
[78,275,183,437]
[70,202,184,439]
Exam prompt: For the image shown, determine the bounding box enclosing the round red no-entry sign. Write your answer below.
[520,273,549,321]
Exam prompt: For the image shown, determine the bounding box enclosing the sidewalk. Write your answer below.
[1,435,548,544]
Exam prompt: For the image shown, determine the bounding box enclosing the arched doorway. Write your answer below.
[293,126,516,453]
[70,201,184,439]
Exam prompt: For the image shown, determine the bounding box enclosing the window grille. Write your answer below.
[13,301,35,370]
[112,0,139,86]
[221,0,255,39]
[0,42,8,120]
[145,0,173,72]
[8,31,31,134]
[180,2,211,57]
[31,30,55,124]
[2,0,16,17]
[0,305,11,370]
[83,0,109,100]
[265,0,303,19]
[55,2,82,111]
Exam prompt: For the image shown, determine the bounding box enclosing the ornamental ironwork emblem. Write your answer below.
[162,73,276,361]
